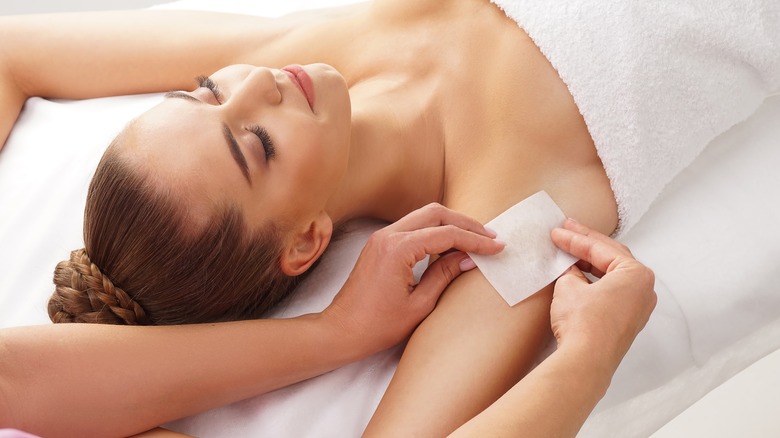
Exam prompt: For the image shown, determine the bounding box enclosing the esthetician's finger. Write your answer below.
[556,264,591,288]
[385,203,496,238]
[551,226,632,276]
[561,218,634,257]
[411,251,475,310]
[406,225,505,260]
[574,259,605,279]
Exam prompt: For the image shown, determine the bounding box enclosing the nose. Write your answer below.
[226,67,282,111]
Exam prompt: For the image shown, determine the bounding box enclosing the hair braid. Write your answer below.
[50,249,149,325]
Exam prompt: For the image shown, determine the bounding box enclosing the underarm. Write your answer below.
[364,269,554,436]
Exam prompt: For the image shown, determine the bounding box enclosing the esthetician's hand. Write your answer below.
[323,203,504,353]
[550,219,657,371]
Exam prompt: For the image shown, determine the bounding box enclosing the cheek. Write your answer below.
[285,138,343,207]
[297,125,338,172]
[272,116,347,193]
[276,135,328,191]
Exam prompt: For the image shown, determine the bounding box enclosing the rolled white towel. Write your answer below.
[491,0,780,235]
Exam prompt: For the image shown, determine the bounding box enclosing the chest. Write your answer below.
[354,0,619,233]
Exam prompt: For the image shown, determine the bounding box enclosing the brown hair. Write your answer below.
[48,137,300,325]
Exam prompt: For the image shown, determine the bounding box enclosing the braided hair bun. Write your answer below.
[49,249,149,325]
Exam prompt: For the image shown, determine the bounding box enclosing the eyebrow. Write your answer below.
[222,124,251,184]
[164,91,251,185]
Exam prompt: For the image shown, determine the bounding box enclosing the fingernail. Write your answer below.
[484,227,498,238]
[494,239,506,247]
[459,257,477,271]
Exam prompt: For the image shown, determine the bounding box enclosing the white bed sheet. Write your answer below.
[0,1,778,436]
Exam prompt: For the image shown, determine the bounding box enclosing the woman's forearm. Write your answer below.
[0,9,301,149]
[0,11,290,100]
[0,10,274,148]
[0,315,361,438]
[449,344,614,437]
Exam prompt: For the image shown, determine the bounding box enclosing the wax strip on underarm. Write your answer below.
[468,191,577,306]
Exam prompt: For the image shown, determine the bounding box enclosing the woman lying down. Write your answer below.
[0,0,686,436]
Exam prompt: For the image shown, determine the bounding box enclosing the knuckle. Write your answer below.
[368,232,402,256]
[382,233,404,253]
[442,224,458,233]
[425,202,446,215]
[366,232,384,248]
[440,225,459,246]
[439,258,458,283]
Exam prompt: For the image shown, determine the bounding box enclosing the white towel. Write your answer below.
[491,0,780,235]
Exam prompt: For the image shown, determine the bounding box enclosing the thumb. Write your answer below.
[556,264,589,288]
[412,252,470,307]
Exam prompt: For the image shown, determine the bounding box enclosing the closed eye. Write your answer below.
[248,124,276,160]
[196,75,224,103]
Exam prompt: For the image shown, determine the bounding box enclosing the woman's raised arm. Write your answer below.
[0,10,274,147]
[0,6,360,148]
[450,220,657,437]
[0,204,503,438]
[0,11,292,100]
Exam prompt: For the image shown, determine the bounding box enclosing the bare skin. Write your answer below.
[0,0,621,435]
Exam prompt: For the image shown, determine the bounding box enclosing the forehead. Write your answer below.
[119,101,248,211]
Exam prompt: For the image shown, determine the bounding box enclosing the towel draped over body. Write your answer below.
[490,0,780,235]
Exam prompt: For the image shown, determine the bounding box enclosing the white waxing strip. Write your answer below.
[468,191,576,306]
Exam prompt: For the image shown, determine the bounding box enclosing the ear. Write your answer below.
[279,211,333,276]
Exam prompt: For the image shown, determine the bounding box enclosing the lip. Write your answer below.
[281,64,315,111]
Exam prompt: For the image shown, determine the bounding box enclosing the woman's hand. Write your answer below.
[322,203,504,354]
[550,218,657,370]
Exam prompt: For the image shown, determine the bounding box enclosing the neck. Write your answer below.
[326,75,445,224]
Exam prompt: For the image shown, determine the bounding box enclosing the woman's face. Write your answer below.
[123,63,352,230]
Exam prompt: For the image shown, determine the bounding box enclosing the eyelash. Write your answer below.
[195,75,276,161]
[196,75,224,103]
[249,124,276,160]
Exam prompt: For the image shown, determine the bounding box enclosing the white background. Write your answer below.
[3,1,779,437]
